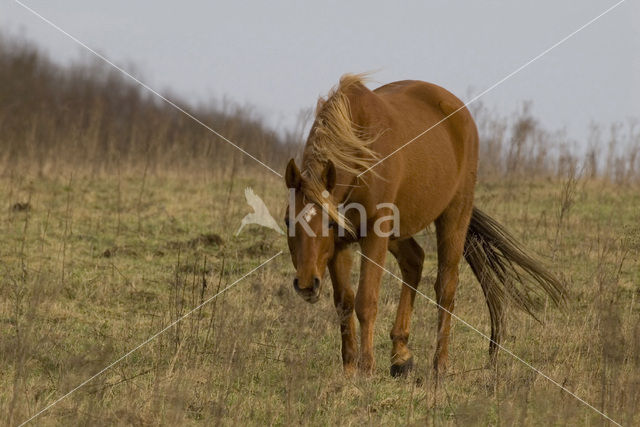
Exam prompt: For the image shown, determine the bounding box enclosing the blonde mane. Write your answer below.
[301,73,381,235]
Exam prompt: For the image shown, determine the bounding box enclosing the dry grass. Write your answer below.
[1,169,639,426]
[1,33,639,426]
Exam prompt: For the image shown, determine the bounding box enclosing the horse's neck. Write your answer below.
[333,174,360,205]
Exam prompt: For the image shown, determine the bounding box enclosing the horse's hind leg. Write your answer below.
[388,238,424,377]
[433,196,473,374]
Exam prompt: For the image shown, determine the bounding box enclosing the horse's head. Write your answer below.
[284,158,337,304]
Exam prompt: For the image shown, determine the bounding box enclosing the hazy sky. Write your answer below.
[3,1,639,144]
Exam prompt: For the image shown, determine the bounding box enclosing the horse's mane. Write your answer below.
[301,73,381,235]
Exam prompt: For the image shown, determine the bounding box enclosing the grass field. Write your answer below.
[2,167,638,426]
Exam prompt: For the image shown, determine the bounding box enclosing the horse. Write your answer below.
[283,74,565,377]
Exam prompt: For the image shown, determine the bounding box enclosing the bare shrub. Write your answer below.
[0,34,298,177]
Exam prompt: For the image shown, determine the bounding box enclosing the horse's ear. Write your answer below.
[285,158,301,189]
[322,160,336,192]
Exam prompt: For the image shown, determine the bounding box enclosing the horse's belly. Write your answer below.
[393,142,462,237]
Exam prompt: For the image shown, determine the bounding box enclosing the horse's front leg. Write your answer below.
[356,232,389,374]
[328,243,357,376]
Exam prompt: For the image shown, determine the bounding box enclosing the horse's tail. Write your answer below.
[463,207,566,358]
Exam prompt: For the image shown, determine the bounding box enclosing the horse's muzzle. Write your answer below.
[293,276,321,303]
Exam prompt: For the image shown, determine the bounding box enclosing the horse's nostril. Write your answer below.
[313,277,320,292]
[293,278,300,291]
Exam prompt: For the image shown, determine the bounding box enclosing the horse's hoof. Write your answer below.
[343,363,357,378]
[390,356,414,377]
[433,354,449,374]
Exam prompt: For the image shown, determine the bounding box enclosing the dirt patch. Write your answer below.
[11,202,31,212]
[168,233,224,250]
[177,263,213,275]
[245,240,274,256]
[102,245,138,258]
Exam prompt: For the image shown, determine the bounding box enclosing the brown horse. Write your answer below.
[284,74,564,377]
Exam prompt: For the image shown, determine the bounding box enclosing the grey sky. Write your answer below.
[3,1,639,145]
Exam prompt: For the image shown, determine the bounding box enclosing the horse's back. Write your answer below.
[368,80,479,235]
